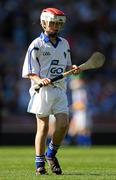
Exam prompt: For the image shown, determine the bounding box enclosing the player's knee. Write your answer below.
[37,122,49,134]
[60,120,69,131]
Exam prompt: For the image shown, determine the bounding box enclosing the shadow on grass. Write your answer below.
[62,172,116,176]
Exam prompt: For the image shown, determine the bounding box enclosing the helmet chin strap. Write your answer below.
[45,30,59,38]
[47,32,59,38]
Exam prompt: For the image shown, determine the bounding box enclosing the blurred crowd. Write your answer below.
[0,0,116,119]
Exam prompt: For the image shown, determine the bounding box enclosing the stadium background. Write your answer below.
[0,0,116,145]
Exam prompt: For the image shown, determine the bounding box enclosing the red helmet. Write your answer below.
[40,8,66,24]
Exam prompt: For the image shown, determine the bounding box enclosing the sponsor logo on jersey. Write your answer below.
[50,66,64,75]
[51,60,59,65]
[47,59,65,77]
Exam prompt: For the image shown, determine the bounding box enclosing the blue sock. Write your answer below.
[76,135,92,146]
[35,155,45,169]
[65,134,73,145]
[84,135,92,146]
[46,141,60,159]
[76,135,85,145]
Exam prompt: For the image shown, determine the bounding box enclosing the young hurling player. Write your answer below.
[22,8,80,175]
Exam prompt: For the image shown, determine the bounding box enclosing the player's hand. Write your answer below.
[37,78,51,86]
[72,65,81,75]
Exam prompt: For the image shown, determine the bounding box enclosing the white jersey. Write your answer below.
[22,32,72,96]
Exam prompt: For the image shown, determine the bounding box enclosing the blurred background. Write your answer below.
[0,0,116,146]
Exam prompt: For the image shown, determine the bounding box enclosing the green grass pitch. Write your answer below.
[0,146,116,180]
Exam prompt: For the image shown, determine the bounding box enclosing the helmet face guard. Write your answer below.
[40,8,66,34]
